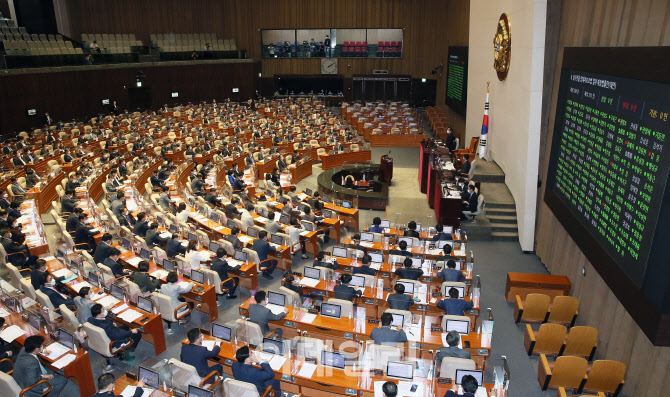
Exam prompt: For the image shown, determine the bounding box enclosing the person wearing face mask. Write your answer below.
[93,373,144,397]
[74,287,96,325]
[39,273,76,311]
[281,272,304,302]
[13,335,79,396]
[88,304,141,361]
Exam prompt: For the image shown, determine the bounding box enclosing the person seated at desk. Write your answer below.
[133,212,150,237]
[13,335,78,396]
[160,271,194,317]
[74,213,97,251]
[133,260,159,293]
[395,257,424,280]
[264,211,280,234]
[444,374,479,397]
[185,240,210,271]
[313,251,339,270]
[150,169,165,190]
[175,202,189,223]
[287,185,300,204]
[61,189,77,214]
[460,184,478,221]
[403,221,420,238]
[306,191,324,211]
[240,204,255,230]
[437,330,470,365]
[30,259,63,292]
[211,248,238,299]
[204,187,222,207]
[1,227,37,269]
[252,231,279,279]
[39,273,76,311]
[346,234,369,255]
[166,233,186,258]
[88,304,141,361]
[437,259,465,282]
[459,154,471,177]
[105,248,129,277]
[368,217,384,233]
[285,219,308,259]
[159,186,175,211]
[232,345,282,396]
[334,273,362,301]
[7,216,25,245]
[302,206,329,242]
[7,201,21,219]
[94,373,144,397]
[389,240,412,258]
[432,224,453,242]
[224,197,241,218]
[0,318,16,373]
[387,282,415,311]
[94,233,114,265]
[282,272,304,302]
[117,207,136,228]
[437,287,474,316]
[382,381,398,397]
[232,175,247,193]
[145,222,168,248]
[370,312,408,346]
[181,328,223,378]
[437,244,454,262]
[74,287,96,325]
[249,290,286,339]
[353,255,377,276]
[225,226,242,250]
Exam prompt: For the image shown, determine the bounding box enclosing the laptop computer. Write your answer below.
[386,361,414,380]
[320,302,341,319]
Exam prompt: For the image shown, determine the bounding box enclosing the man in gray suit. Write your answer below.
[74,286,96,325]
[60,190,77,214]
[110,191,126,218]
[370,312,408,346]
[13,335,76,396]
[159,186,175,212]
[436,330,470,365]
[248,290,286,339]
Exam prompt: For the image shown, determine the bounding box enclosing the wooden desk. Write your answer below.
[323,202,359,231]
[320,150,372,171]
[113,375,173,396]
[370,133,425,147]
[505,272,572,301]
[28,171,65,214]
[289,159,313,183]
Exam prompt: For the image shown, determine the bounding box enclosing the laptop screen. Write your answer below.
[234,250,247,262]
[390,313,404,327]
[396,281,415,295]
[303,266,321,280]
[122,238,132,250]
[322,194,331,203]
[57,328,74,349]
[169,224,179,233]
[380,220,391,228]
[247,227,259,237]
[322,351,345,369]
[456,369,484,385]
[398,237,414,247]
[27,311,42,331]
[301,221,313,231]
[386,361,414,380]
[212,323,232,342]
[267,291,285,306]
[270,234,283,245]
[443,225,454,234]
[437,240,453,249]
[187,385,213,397]
[445,319,470,335]
[446,285,465,298]
[208,242,220,253]
[140,248,151,260]
[188,232,198,242]
[138,366,160,389]
[262,337,283,355]
[332,247,348,258]
[210,212,219,223]
[360,232,374,242]
[227,220,236,229]
[137,295,153,313]
[162,259,176,271]
[322,209,333,219]
[320,303,341,318]
[411,257,422,267]
[191,269,205,284]
[110,284,125,300]
[342,201,352,209]
[305,188,313,196]
[87,272,99,285]
[279,214,290,225]
[350,275,366,287]
[369,252,383,264]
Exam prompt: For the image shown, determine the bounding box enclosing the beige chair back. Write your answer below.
[83,322,115,357]
[167,358,201,387]
[367,344,402,370]
[35,289,56,312]
[279,286,302,307]
[441,314,471,331]
[59,304,81,330]
[294,336,325,362]
[19,278,36,300]
[327,298,354,318]
[0,371,24,397]
[439,357,476,379]
[235,319,264,347]
[222,378,261,397]
[152,292,182,322]
[441,281,467,296]
[6,263,25,289]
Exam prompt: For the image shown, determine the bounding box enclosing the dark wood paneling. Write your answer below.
[0,61,260,133]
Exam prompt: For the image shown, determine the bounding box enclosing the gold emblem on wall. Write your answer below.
[493,13,511,81]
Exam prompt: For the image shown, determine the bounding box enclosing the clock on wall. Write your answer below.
[493,12,511,81]
[321,58,338,74]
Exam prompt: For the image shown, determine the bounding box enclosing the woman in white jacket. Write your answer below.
[285,218,308,259]
[184,239,210,270]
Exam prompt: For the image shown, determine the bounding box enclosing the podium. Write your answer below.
[380,154,393,183]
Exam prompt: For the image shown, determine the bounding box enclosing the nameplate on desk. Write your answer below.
[305,357,317,364]
[345,388,357,396]
[284,321,296,327]
[478,349,489,356]
[421,277,432,282]
[172,390,186,397]
[431,326,442,333]
[469,309,479,315]
[432,292,442,298]
[364,299,375,304]
[416,305,427,311]
[383,288,392,292]
[437,378,452,384]
[239,272,247,276]
[308,308,319,314]
[465,280,471,285]
[344,332,353,339]
[281,374,294,382]
[381,273,390,277]
[224,359,233,365]
[371,369,383,376]
[368,319,379,324]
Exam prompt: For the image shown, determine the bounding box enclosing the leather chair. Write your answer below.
[279,286,301,307]
[366,343,401,370]
[0,366,52,397]
[19,278,36,300]
[168,358,220,390]
[223,378,273,397]
[439,357,476,380]
[83,321,134,372]
[293,336,325,363]
[152,291,191,335]
[327,298,354,318]
[6,262,30,290]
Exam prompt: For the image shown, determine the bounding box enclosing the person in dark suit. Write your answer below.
[1,228,37,269]
[145,223,167,248]
[445,128,457,152]
[437,260,465,282]
[432,224,453,242]
[461,184,478,220]
[248,290,286,338]
[370,312,408,346]
[382,381,398,397]
[104,248,128,277]
[7,201,21,219]
[181,328,223,378]
[224,197,241,218]
[368,217,384,233]
[437,244,454,262]
[204,187,222,207]
[88,304,141,360]
[39,273,75,311]
[133,212,150,237]
[13,335,74,397]
[231,346,281,396]
[74,214,97,251]
[437,287,473,316]
[252,231,278,279]
[64,173,81,191]
[387,282,415,311]
[0,195,11,210]
[30,259,62,292]
[0,318,16,373]
[282,272,304,302]
[444,374,478,397]
[232,175,246,192]
[133,261,159,293]
[403,221,420,238]
[25,169,39,189]
[333,273,362,301]
[388,240,412,258]
[436,330,470,365]
[352,255,376,276]
[93,233,114,265]
[12,154,26,168]
[395,257,424,280]
[313,251,339,270]
[211,248,238,299]
[150,170,165,189]
[7,216,26,245]
[166,233,186,258]
[93,373,144,397]
[62,149,73,163]
[110,192,126,218]
[61,190,77,214]
[225,227,242,250]
[117,207,135,228]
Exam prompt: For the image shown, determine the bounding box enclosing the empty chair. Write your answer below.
[279,286,302,307]
[538,354,588,391]
[83,321,134,372]
[234,318,273,347]
[524,323,567,356]
[439,357,476,380]
[515,293,551,323]
[547,295,579,326]
[326,298,354,318]
[366,343,401,370]
[19,278,36,300]
[561,326,598,360]
[293,336,325,363]
[580,360,626,396]
[167,358,220,390]
[6,262,30,290]
[223,378,274,397]
[152,291,192,334]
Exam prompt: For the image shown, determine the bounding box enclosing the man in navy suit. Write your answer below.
[133,212,150,237]
[333,273,362,301]
[211,248,238,299]
[368,217,384,233]
[181,328,223,377]
[432,224,453,242]
[389,240,413,258]
[39,273,75,311]
[444,374,478,397]
[352,255,376,276]
[460,184,478,220]
[165,233,186,258]
[104,248,128,277]
[93,233,114,264]
[387,283,415,311]
[231,346,281,396]
[251,231,278,279]
[88,304,141,360]
[437,287,473,316]
[394,257,424,280]
[74,214,97,252]
[437,260,465,282]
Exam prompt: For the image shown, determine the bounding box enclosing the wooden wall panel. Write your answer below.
[537,1,670,395]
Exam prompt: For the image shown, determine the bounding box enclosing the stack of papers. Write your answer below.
[112,303,129,314]
[118,309,143,323]
[150,270,169,279]
[95,295,120,308]
[239,235,254,244]
[120,386,154,397]
[299,231,310,236]
[159,232,172,239]
[300,313,317,324]
[297,362,317,378]
[0,308,10,317]
[201,340,221,351]
[298,278,319,288]
[269,355,287,371]
[0,325,26,343]
[452,249,466,256]
[43,342,70,360]
[52,353,77,369]
[126,257,143,266]
[266,304,285,316]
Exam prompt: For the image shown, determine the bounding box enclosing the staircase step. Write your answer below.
[487,214,517,224]
[475,174,506,184]
[490,222,518,232]
[485,201,516,209]
[486,207,516,216]
[491,231,519,241]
